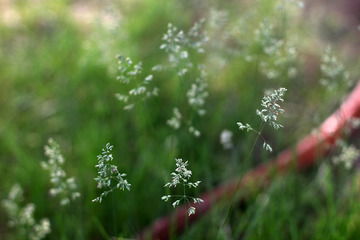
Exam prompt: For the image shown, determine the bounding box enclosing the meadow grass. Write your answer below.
[1,0,360,239]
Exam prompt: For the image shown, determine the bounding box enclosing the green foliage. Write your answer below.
[1,0,360,239]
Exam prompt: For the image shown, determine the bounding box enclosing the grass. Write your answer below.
[1,0,360,239]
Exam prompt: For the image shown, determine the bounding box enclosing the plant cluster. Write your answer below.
[115,56,159,110]
[332,140,360,170]
[237,87,287,152]
[320,46,351,91]
[92,143,131,203]
[42,138,80,206]
[160,20,209,137]
[2,184,51,240]
[3,0,360,239]
[161,158,203,216]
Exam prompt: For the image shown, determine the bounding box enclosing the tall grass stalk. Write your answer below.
[111,192,117,237]
[217,122,265,239]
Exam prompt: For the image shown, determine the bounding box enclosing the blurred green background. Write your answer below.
[1,0,360,239]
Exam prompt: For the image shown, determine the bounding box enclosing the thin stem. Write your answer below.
[217,121,266,239]
[183,183,189,240]
[249,127,268,146]
[111,192,117,238]
[168,194,188,198]
[141,100,160,146]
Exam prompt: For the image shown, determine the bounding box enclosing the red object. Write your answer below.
[139,82,360,240]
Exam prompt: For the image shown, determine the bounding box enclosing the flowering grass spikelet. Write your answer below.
[220,129,234,149]
[320,46,351,91]
[160,20,208,69]
[237,87,287,152]
[189,126,201,137]
[252,17,300,81]
[160,21,209,137]
[332,140,360,170]
[115,56,158,110]
[186,64,208,116]
[42,138,80,206]
[167,108,182,130]
[2,184,51,240]
[162,158,203,216]
[93,143,131,203]
[256,87,287,130]
[237,122,253,132]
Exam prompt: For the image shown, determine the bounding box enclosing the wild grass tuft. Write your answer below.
[92,143,131,203]
[162,158,203,216]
